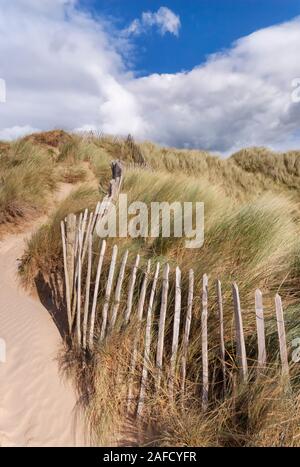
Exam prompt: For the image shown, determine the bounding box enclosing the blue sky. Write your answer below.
[0,0,300,153]
[80,0,300,75]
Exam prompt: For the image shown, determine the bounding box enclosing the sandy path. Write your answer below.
[0,185,87,447]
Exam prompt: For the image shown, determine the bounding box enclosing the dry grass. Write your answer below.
[7,130,300,446]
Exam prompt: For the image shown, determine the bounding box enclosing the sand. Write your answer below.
[0,185,87,447]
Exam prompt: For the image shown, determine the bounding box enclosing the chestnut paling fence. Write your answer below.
[61,214,289,415]
[60,163,291,417]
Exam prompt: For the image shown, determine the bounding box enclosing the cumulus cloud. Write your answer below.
[0,1,299,154]
[126,6,181,37]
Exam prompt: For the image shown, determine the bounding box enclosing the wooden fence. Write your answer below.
[60,162,291,416]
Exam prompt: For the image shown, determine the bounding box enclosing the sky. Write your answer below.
[0,0,300,154]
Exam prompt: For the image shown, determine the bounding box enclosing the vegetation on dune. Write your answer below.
[1,130,300,446]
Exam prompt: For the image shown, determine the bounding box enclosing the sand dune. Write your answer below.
[0,185,86,447]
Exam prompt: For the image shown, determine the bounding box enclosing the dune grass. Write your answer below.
[6,130,300,446]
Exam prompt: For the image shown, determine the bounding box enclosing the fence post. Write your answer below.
[169,267,182,398]
[181,269,194,395]
[216,279,226,395]
[275,294,289,380]
[110,250,129,330]
[88,240,106,350]
[127,260,151,414]
[232,282,248,383]
[202,274,209,411]
[137,262,160,417]
[82,233,92,349]
[156,263,170,390]
[255,289,266,370]
[125,254,140,325]
[100,245,118,342]
[61,220,72,334]
[76,228,83,346]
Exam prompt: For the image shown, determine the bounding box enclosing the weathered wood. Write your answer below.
[156,263,170,390]
[66,213,76,303]
[81,211,94,263]
[202,274,209,411]
[100,245,118,341]
[88,240,106,349]
[81,208,88,241]
[255,289,266,370]
[232,282,248,383]
[76,228,83,346]
[127,260,151,413]
[216,279,226,395]
[169,267,182,398]
[110,250,129,331]
[275,294,289,379]
[82,233,92,349]
[181,269,194,394]
[124,254,140,325]
[137,262,160,417]
[60,221,72,334]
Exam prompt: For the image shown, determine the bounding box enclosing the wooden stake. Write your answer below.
[76,228,83,346]
[110,250,129,331]
[137,262,160,417]
[82,233,92,349]
[169,267,182,398]
[60,221,72,334]
[275,294,289,380]
[255,289,266,370]
[124,254,140,325]
[156,263,170,390]
[100,245,118,341]
[202,274,209,411]
[88,240,106,349]
[127,260,151,413]
[216,279,226,395]
[232,282,248,383]
[66,213,76,303]
[181,269,194,394]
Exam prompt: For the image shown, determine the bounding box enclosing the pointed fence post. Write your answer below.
[255,289,266,370]
[181,269,194,394]
[202,274,209,411]
[232,282,248,383]
[110,250,129,331]
[82,233,92,349]
[81,211,94,263]
[275,294,289,380]
[124,254,140,325]
[156,263,170,390]
[61,220,72,334]
[76,228,83,346]
[88,240,106,350]
[127,260,151,413]
[169,267,182,398]
[137,262,160,417]
[66,213,76,303]
[216,279,226,395]
[100,245,118,341]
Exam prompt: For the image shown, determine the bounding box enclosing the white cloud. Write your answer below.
[126,6,181,37]
[0,125,40,141]
[0,1,300,154]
